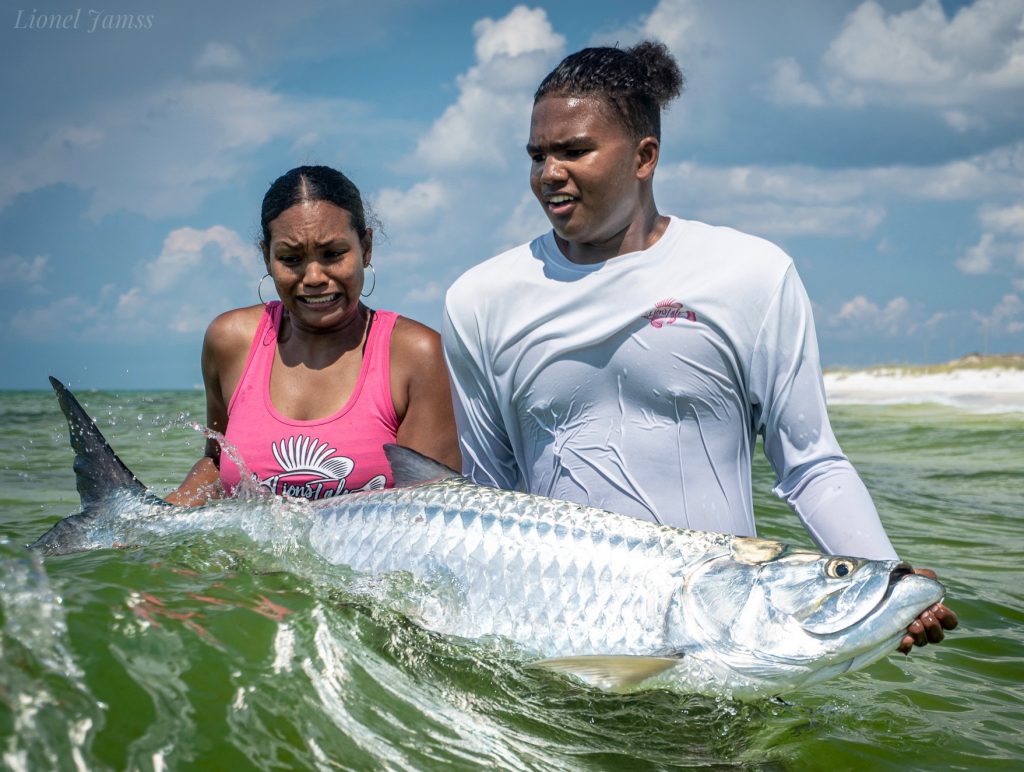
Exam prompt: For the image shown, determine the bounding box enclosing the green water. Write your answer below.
[1,390,1022,770]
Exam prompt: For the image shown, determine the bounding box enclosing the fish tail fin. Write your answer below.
[48,376,149,508]
[383,444,462,487]
[29,377,157,555]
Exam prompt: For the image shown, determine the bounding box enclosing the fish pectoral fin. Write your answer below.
[532,655,680,691]
[383,444,462,487]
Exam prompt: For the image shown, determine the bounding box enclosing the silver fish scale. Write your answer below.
[308,478,735,658]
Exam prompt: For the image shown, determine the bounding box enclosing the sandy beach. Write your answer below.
[823,355,1024,412]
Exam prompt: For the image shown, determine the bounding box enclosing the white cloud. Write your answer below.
[923,311,950,331]
[767,58,825,107]
[593,0,700,54]
[124,225,260,329]
[9,295,105,341]
[655,143,1024,238]
[830,294,914,336]
[0,254,49,283]
[759,0,1024,118]
[0,81,368,219]
[141,225,251,294]
[823,0,1024,107]
[654,164,867,238]
[980,202,1024,235]
[411,6,564,170]
[827,1,956,89]
[700,202,884,238]
[942,109,986,133]
[665,143,1024,204]
[973,292,1024,333]
[194,41,244,71]
[954,231,995,274]
[373,181,447,231]
[889,150,1021,200]
[957,233,996,274]
[497,191,551,251]
[404,281,444,304]
[815,151,1009,205]
[473,5,564,62]
[168,302,216,334]
[958,201,1024,276]
[636,0,700,53]
[375,249,426,267]
[6,225,260,343]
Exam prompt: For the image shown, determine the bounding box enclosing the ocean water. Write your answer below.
[1,388,1021,770]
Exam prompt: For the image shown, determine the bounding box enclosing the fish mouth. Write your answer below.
[844,562,928,629]
[842,562,918,623]
[888,562,914,584]
[881,562,918,605]
[831,561,941,641]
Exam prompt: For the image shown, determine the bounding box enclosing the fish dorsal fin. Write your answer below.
[533,655,681,691]
[383,444,462,487]
[49,376,149,509]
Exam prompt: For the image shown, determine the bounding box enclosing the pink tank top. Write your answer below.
[219,302,400,499]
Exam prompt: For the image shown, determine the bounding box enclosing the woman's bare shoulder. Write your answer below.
[390,315,442,360]
[204,305,266,356]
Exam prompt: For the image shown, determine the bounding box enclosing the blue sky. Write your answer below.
[2,0,1022,389]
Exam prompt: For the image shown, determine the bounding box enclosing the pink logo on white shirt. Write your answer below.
[642,299,696,328]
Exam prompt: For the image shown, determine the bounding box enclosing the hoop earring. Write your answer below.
[361,263,376,298]
[257,272,273,305]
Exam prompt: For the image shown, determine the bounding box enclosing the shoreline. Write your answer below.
[824,353,1024,376]
[823,355,1024,412]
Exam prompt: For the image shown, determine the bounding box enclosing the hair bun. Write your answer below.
[626,41,685,108]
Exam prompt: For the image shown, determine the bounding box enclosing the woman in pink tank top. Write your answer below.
[166,166,459,504]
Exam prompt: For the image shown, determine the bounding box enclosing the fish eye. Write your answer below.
[825,558,857,579]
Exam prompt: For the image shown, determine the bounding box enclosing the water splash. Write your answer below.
[180,421,269,502]
[0,539,103,770]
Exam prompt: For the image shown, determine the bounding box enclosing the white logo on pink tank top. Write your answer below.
[260,434,386,500]
[642,298,697,328]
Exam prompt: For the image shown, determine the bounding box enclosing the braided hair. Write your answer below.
[534,41,684,141]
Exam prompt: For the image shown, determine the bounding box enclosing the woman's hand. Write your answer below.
[164,455,223,506]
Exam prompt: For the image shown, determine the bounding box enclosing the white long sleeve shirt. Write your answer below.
[443,217,898,560]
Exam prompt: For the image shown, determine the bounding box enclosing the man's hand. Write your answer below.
[898,567,959,654]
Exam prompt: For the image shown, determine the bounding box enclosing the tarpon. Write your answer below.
[32,377,945,698]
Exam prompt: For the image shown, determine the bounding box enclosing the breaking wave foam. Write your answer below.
[823,368,1024,413]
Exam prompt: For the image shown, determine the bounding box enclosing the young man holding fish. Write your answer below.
[442,42,956,653]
